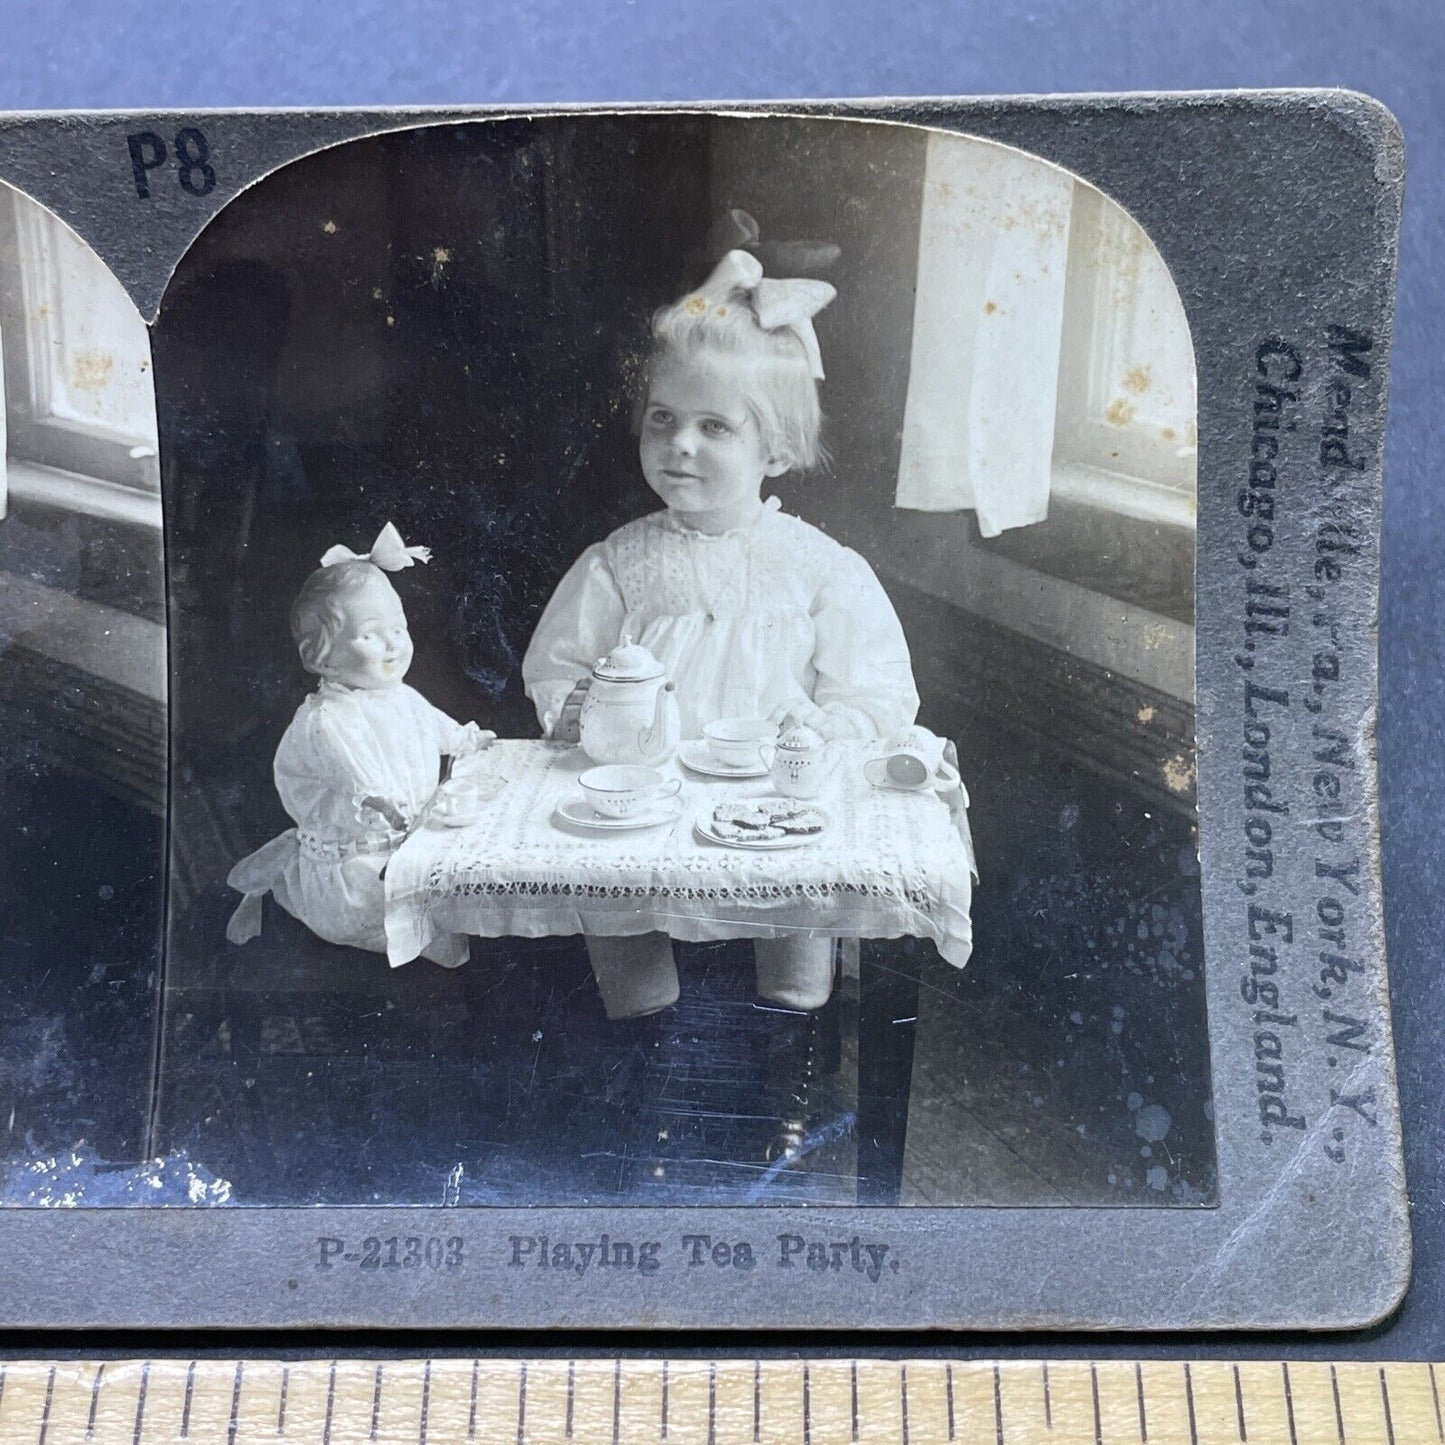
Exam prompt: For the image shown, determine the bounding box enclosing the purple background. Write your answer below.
[1,0,1440,1352]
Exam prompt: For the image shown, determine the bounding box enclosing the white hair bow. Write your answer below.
[689,250,837,380]
[320,522,432,570]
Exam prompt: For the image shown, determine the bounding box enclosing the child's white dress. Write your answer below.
[227,680,486,965]
[523,498,919,739]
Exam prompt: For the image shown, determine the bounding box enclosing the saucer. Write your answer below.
[678,739,771,779]
[863,759,962,794]
[554,795,685,832]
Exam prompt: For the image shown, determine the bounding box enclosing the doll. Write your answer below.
[227,523,494,966]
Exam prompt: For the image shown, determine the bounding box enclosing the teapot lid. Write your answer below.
[592,637,665,682]
[777,723,825,751]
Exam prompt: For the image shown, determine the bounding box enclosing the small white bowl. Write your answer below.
[702,717,777,770]
[579,764,681,819]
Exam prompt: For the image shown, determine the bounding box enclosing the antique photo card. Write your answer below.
[0,94,1408,1329]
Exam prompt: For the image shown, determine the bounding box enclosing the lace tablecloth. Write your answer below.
[382,740,975,968]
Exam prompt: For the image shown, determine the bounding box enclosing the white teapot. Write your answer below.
[578,637,681,767]
[770,723,833,799]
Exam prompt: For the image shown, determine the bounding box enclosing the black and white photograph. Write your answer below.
[2,110,1212,1219]
[0,114,1212,1213]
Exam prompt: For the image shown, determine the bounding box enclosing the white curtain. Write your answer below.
[895,134,1075,538]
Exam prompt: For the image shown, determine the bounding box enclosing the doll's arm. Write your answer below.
[420,698,497,759]
[360,795,408,831]
[522,545,627,736]
[806,548,921,740]
[277,704,410,834]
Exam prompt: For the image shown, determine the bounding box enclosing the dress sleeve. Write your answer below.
[522,543,627,733]
[417,693,489,756]
[274,700,391,830]
[807,546,921,740]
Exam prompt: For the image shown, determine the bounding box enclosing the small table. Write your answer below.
[383,739,975,1200]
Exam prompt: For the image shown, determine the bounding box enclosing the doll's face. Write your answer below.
[639,349,788,524]
[320,574,413,690]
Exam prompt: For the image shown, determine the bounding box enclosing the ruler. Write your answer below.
[0,1357,1435,1443]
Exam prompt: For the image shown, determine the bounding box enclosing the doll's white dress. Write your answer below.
[227,681,485,966]
[523,499,920,740]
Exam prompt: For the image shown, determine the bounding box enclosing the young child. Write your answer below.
[523,250,921,1019]
[227,523,494,966]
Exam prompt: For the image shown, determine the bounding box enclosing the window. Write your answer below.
[0,190,160,526]
[1051,184,1196,527]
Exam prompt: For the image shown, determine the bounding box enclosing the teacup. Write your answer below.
[579,764,681,819]
[702,717,777,770]
[433,778,486,827]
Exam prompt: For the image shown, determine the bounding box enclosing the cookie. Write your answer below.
[709,818,753,841]
[776,808,826,835]
[713,801,772,828]
[761,799,807,822]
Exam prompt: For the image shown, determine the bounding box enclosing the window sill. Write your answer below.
[5,458,163,530]
[1049,459,1195,530]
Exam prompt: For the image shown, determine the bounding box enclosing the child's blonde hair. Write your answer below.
[643,280,826,473]
[289,561,394,674]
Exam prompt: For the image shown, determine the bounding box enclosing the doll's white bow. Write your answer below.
[689,250,837,380]
[320,522,431,571]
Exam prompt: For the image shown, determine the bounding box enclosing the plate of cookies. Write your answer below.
[694,798,830,849]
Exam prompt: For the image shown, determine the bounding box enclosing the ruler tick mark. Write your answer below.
[229,1361,244,1445]
[131,1362,150,1445]
[851,1361,859,1443]
[804,1362,812,1445]
[182,1360,196,1438]
[517,1363,527,1445]
[323,1361,337,1445]
[1380,1368,1396,1445]
[1184,1363,1198,1445]
[87,1362,105,1441]
[1090,1362,1102,1445]
[1283,1362,1299,1445]
[1330,1364,1344,1445]
[278,1366,290,1436]
[1431,1362,1443,1441]
[38,1364,55,1445]
[1041,1362,1051,1432]
[568,1361,577,1441]
[371,1363,384,1440]
[612,1359,621,1445]
[711,1362,719,1445]
[1233,1363,1247,1441]
[901,1363,910,1445]
[468,1361,480,1439]
[749,1360,757,1445]
[419,1360,432,1445]
[1136,1361,1149,1443]
[994,1363,1005,1445]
